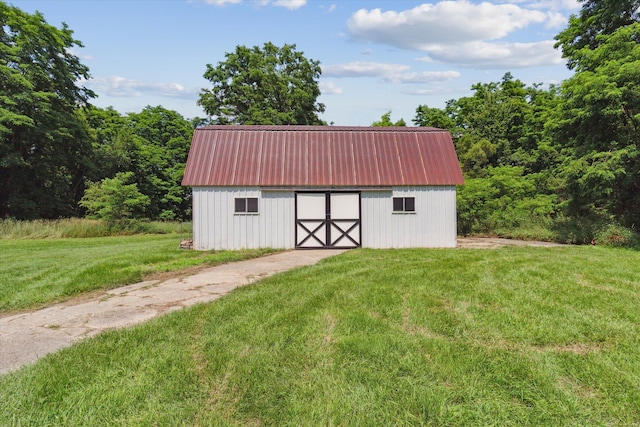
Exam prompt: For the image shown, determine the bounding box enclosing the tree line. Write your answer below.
[1,0,638,244]
[1,3,198,221]
[412,0,639,244]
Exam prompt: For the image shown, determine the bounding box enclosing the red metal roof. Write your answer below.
[182,126,464,187]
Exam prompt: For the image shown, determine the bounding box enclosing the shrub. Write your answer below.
[594,223,639,248]
[457,166,559,239]
[79,172,150,221]
[548,214,599,245]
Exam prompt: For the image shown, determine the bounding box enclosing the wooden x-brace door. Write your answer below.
[295,192,361,249]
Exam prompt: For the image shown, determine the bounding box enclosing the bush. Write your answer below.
[594,223,639,248]
[457,167,559,240]
[549,215,599,245]
[79,172,150,221]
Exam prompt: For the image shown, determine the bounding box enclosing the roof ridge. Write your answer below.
[198,125,444,132]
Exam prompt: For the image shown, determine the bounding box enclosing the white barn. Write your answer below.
[182,126,464,250]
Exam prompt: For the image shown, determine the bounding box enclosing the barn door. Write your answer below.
[295,192,361,249]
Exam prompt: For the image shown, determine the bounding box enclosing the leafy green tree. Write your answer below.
[455,134,498,175]
[413,74,565,238]
[413,105,456,130]
[79,172,149,221]
[555,7,640,227]
[82,106,194,221]
[80,106,130,181]
[0,2,95,219]
[124,106,193,220]
[452,74,531,172]
[414,73,562,178]
[554,0,640,70]
[509,84,562,174]
[198,42,325,125]
[372,111,406,126]
[457,166,558,235]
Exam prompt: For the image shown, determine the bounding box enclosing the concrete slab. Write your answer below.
[0,249,345,375]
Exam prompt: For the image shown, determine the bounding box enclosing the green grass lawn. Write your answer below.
[0,234,276,313]
[2,246,640,425]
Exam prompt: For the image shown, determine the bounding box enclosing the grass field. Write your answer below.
[1,245,639,425]
[0,234,276,313]
[0,218,182,239]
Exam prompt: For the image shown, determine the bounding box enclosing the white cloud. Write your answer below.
[346,1,568,69]
[66,47,94,61]
[545,11,568,28]
[384,70,460,84]
[85,76,197,99]
[271,0,306,10]
[491,0,579,11]
[322,61,460,87]
[202,0,242,5]
[525,0,580,11]
[323,62,410,78]
[415,56,435,63]
[347,1,547,49]
[404,86,460,96]
[426,40,563,68]
[201,0,305,8]
[320,81,343,95]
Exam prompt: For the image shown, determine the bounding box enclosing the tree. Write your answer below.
[81,106,194,221]
[79,172,149,221]
[457,166,558,235]
[198,42,325,125]
[414,73,562,177]
[412,74,565,238]
[554,0,640,70]
[0,2,95,218]
[555,3,640,227]
[123,106,193,220]
[372,111,406,126]
[80,106,130,182]
[413,105,456,130]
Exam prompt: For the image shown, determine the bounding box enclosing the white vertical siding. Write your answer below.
[192,187,294,250]
[192,186,457,250]
[361,186,457,248]
[260,191,295,249]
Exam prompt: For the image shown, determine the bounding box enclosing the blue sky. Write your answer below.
[12,0,581,125]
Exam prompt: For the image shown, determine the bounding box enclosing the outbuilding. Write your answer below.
[182,125,464,250]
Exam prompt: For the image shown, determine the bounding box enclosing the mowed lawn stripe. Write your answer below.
[1,246,639,425]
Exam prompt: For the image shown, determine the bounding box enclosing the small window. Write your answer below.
[393,197,404,212]
[405,197,415,212]
[393,197,415,213]
[235,197,258,213]
[247,197,258,213]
